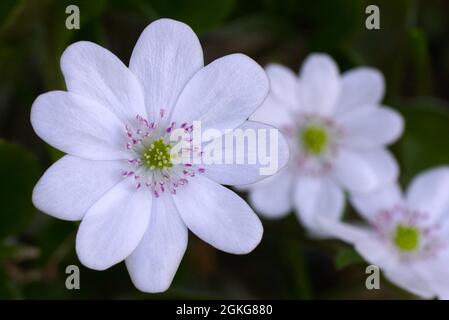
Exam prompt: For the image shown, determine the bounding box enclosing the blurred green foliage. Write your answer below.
[335,247,364,271]
[0,140,39,239]
[1,0,449,299]
[395,98,449,185]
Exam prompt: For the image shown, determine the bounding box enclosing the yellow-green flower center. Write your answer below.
[393,224,420,252]
[301,126,328,155]
[142,138,173,170]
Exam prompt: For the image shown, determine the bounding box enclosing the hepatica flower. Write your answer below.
[322,167,449,299]
[30,19,288,292]
[245,54,404,234]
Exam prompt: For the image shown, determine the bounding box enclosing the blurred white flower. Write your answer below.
[244,53,404,235]
[30,18,289,293]
[321,167,449,299]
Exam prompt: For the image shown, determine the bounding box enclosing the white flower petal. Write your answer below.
[355,236,398,270]
[406,166,449,223]
[335,67,385,114]
[298,53,341,115]
[327,224,398,275]
[76,179,151,270]
[61,41,146,124]
[249,94,294,128]
[202,121,289,185]
[337,106,404,148]
[317,219,371,243]
[31,91,128,160]
[383,265,435,299]
[333,148,399,194]
[248,167,294,219]
[418,252,449,299]
[265,63,299,110]
[171,54,269,135]
[32,156,123,221]
[351,183,403,220]
[126,194,187,293]
[293,175,344,235]
[173,174,263,254]
[129,18,203,120]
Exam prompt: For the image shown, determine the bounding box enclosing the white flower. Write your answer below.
[243,53,404,235]
[30,19,289,293]
[320,167,449,299]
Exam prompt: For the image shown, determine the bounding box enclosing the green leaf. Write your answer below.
[393,98,449,186]
[0,140,40,239]
[335,247,364,270]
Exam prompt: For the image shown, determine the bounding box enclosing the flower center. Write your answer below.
[285,114,343,176]
[122,113,205,198]
[142,138,173,170]
[393,224,420,252]
[301,126,328,155]
[373,205,444,260]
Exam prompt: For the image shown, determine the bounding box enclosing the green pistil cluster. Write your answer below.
[301,126,328,155]
[142,138,173,170]
[393,224,420,252]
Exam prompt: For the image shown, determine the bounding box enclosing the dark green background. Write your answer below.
[1,0,449,299]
